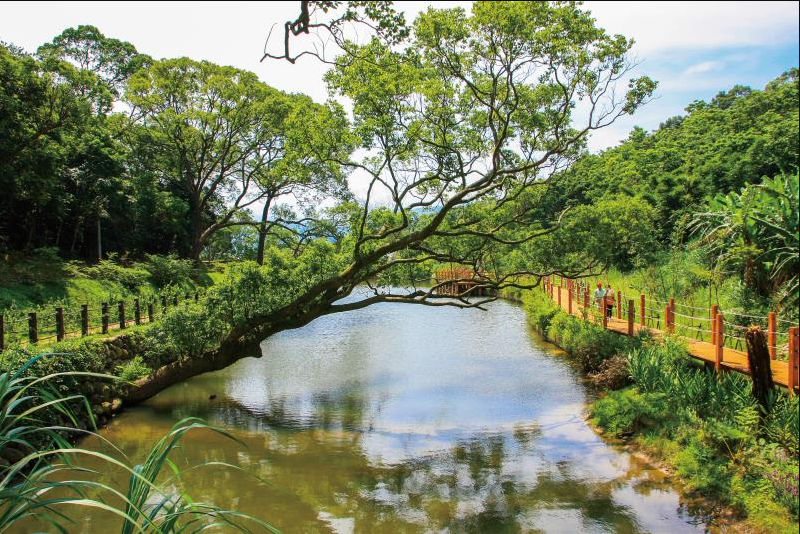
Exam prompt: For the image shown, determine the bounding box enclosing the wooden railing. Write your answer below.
[542,275,799,393]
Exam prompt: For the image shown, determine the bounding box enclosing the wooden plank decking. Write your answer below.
[543,283,798,392]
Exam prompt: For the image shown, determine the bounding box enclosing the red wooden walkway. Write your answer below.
[542,277,799,393]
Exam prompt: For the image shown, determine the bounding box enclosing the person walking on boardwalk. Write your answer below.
[593,282,605,310]
[604,283,615,319]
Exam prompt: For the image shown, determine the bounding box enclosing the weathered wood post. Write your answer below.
[714,314,724,371]
[557,286,562,308]
[640,294,645,326]
[744,326,774,412]
[118,301,126,330]
[788,327,798,396]
[767,312,776,360]
[602,299,608,328]
[567,288,573,315]
[101,303,109,334]
[134,298,141,326]
[28,312,38,344]
[616,290,622,319]
[81,304,89,336]
[55,307,64,342]
[628,299,635,336]
[711,305,719,345]
[584,287,589,309]
[147,302,154,323]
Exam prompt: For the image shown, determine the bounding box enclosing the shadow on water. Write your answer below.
[18,294,710,533]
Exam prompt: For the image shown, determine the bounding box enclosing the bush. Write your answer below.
[590,388,669,436]
[143,254,196,289]
[589,355,630,390]
[84,258,149,291]
[116,356,151,382]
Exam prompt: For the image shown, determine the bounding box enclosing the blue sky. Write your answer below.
[2,0,798,154]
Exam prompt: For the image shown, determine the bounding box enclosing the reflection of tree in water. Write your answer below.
[57,386,683,533]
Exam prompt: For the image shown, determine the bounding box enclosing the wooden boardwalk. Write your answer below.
[543,280,799,393]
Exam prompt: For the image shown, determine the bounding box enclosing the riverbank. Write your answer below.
[521,289,800,533]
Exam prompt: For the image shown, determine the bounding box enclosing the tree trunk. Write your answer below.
[190,192,203,264]
[745,326,774,413]
[256,196,273,265]
[96,217,102,261]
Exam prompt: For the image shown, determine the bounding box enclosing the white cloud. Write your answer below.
[682,60,724,76]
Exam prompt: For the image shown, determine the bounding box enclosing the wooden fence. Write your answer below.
[0,290,202,352]
[543,275,799,393]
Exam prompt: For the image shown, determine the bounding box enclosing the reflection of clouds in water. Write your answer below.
[68,297,706,533]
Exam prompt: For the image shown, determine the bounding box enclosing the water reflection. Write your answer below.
[19,297,707,533]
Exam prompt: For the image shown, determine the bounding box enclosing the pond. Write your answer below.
[25,294,710,532]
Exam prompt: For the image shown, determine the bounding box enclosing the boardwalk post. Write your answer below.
[602,299,608,328]
[557,286,562,308]
[134,298,141,325]
[56,307,64,342]
[118,301,126,330]
[101,303,109,334]
[767,312,776,360]
[568,288,572,315]
[147,302,154,323]
[788,327,798,396]
[665,305,673,334]
[616,290,621,319]
[711,305,719,345]
[667,298,675,334]
[28,312,38,344]
[584,287,589,309]
[81,305,89,336]
[628,300,634,336]
[640,294,645,326]
[714,314,724,371]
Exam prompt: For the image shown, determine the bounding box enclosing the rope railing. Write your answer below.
[543,274,799,393]
[0,289,203,351]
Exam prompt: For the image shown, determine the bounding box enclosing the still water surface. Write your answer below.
[36,296,709,532]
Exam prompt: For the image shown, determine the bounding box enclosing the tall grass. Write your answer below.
[0,355,278,533]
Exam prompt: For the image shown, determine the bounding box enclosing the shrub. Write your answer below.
[84,258,149,291]
[589,355,630,390]
[115,356,151,382]
[143,254,196,289]
[590,388,670,436]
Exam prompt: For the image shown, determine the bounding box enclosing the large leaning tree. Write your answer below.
[131,1,655,399]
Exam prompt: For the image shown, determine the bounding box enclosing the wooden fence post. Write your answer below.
[711,305,719,345]
[118,301,126,330]
[56,307,64,342]
[788,327,798,396]
[640,294,645,326]
[134,298,141,326]
[147,302,154,323]
[616,290,621,319]
[584,288,589,309]
[567,288,572,315]
[668,298,675,333]
[767,312,776,360]
[665,305,672,334]
[715,314,724,371]
[602,299,608,328]
[628,299,634,336]
[81,304,89,336]
[101,303,109,334]
[557,286,562,308]
[28,312,38,344]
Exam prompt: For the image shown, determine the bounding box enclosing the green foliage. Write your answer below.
[590,388,670,436]
[84,256,150,291]
[142,254,195,289]
[115,355,150,382]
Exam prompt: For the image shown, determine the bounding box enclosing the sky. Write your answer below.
[2,1,798,152]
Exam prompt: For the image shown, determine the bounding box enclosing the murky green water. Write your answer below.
[22,295,709,532]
